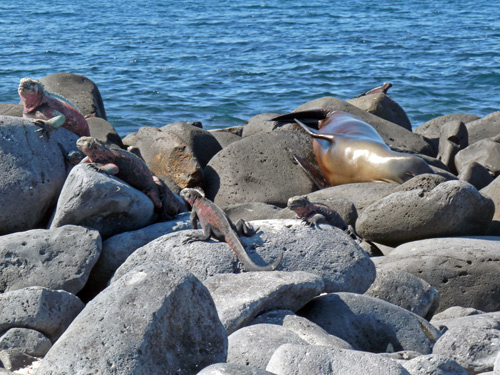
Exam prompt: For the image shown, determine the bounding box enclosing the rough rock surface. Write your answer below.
[437,120,468,174]
[224,202,283,223]
[0,287,83,342]
[0,116,79,235]
[431,311,500,333]
[203,271,324,334]
[414,113,479,142]
[198,363,275,375]
[401,354,468,375]
[356,180,494,246]
[241,112,302,137]
[0,225,101,294]
[86,116,124,148]
[227,324,308,370]
[298,292,441,354]
[81,213,191,299]
[204,130,318,207]
[49,163,155,238]
[365,269,440,320]
[465,111,500,144]
[0,328,52,358]
[266,344,411,375]
[459,162,494,190]
[481,175,500,224]
[455,139,500,177]
[432,326,500,374]
[374,237,500,312]
[36,263,228,375]
[40,72,107,119]
[112,219,376,294]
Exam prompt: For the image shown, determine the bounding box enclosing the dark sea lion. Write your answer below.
[273,110,434,186]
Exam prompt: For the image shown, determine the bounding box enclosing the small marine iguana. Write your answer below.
[18,78,90,138]
[180,187,282,272]
[76,136,184,220]
[287,195,348,230]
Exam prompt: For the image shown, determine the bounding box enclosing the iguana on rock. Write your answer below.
[77,136,184,220]
[287,195,349,230]
[180,187,282,272]
[18,78,90,138]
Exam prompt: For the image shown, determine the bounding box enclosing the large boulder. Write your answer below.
[204,131,317,207]
[0,287,84,342]
[49,163,155,238]
[455,139,500,177]
[414,113,479,142]
[203,271,324,334]
[465,111,500,144]
[112,219,376,294]
[356,180,494,246]
[293,96,433,155]
[266,344,411,375]
[0,116,79,235]
[36,263,228,375]
[40,72,107,119]
[0,225,101,294]
[298,292,441,354]
[198,363,274,375]
[241,113,301,138]
[374,237,500,312]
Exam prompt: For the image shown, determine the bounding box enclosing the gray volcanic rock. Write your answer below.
[365,269,440,320]
[203,271,324,334]
[430,311,500,333]
[251,310,353,349]
[465,111,500,144]
[298,292,441,354]
[224,202,283,223]
[266,344,411,375]
[204,130,317,207]
[0,287,83,342]
[401,354,468,375]
[414,113,479,141]
[347,90,413,130]
[0,103,23,117]
[481,175,500,224]
[459,162,494,190]
[304,183,396,213]
[0,116,79,235]
[0,350,38,372]
[227,324,308,370]
[112,219,376,294]
[437,120,468,174]
[210,129,242,149]
[49,163,155,238]
[432,327,500,374]
[374,237,500,312]
[86,116,124,148]
[81,213,191,299]
[242,112,302,137]
[293,96,433,155]
[356,180,494,246]
[161,122,222,168]
[40,72,107,119]
[36,263,227,375]
[0,225,101,294]
[0,328,52,358]
[455,139,500,177]
[198,363,275,375]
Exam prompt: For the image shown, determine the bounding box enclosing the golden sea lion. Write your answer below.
[273,110,433,186]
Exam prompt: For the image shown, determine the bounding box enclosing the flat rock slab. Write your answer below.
[374,237,500,312]
[266,344,411,375]
[356,180,494,246]
[365,268,440,320]
[36,263,227,375]
[0,287,83,342]
[50,163,155,238]
[203,271,324,334]
[112,219,376,294]
[0,116,79,235]
[298,292,441,354]
[204,130,317,207]
[0,225,101,294]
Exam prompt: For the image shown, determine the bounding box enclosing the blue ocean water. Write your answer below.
[1,0,499,136]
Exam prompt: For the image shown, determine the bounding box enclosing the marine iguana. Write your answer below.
[180,187,282,272]
[18,78,90,138]
[76,136,184,220]
[287,195,348,230]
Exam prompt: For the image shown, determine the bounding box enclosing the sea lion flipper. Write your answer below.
[294,118,335,143]
[272,109,330,128]
[293,154,330,189]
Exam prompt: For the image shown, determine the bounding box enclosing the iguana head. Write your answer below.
[180,187,205,206]
[76,136,108,160]
[287,195,311,210]
[18,78,45,112]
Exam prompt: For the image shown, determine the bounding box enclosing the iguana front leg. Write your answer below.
[34,114,66,139]
[302,213,327,227]
[182,224,214,244]
[235,218,256,237]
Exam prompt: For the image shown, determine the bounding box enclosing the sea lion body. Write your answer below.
[276,110,433,186]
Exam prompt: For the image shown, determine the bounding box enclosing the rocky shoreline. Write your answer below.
[0,72,499,374]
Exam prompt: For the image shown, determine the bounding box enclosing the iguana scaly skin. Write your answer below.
[18,78,90,138]
[287,195,348,230]
[180,187,282,272]
[77,136,184,220]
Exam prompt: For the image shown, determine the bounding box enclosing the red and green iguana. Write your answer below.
[180,187,282,272]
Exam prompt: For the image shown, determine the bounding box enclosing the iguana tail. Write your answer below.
[226,233,282,272]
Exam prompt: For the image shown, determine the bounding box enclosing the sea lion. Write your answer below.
[273,110,434,186]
